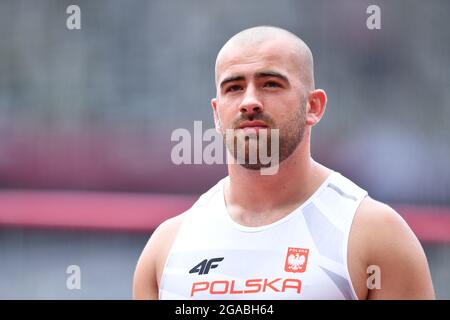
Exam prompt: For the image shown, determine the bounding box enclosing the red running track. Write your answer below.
[0,191,449,242]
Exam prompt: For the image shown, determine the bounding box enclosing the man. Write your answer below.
[133,26,435,300]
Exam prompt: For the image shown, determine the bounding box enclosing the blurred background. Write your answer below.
[0,0,449,299]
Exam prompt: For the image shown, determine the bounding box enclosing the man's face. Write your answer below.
[212,39,308,169]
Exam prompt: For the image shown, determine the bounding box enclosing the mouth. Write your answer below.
[237,121,269,132]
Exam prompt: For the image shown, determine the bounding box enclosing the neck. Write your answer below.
[224,137,332,225]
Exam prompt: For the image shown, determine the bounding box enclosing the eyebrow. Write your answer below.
[219,70,290,89]
[219,75,245,89]
[255,71,289,84]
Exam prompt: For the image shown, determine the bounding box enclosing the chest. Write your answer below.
[160,216,356,299]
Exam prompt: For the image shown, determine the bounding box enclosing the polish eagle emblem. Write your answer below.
[284,247,309,273]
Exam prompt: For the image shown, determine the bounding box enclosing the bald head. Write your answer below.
[215,26,315,92]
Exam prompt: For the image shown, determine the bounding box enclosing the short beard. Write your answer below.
[222,103,306,170]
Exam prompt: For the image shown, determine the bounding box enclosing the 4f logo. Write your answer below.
[190,257,224,275]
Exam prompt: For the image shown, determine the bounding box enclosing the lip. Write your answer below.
[238,121,269,129]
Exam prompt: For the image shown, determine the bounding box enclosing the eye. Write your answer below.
[226,84,243,93]
[264,81,281,88]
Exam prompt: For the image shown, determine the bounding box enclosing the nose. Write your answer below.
[238,86,263,116]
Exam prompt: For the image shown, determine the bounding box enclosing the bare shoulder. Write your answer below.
[132,213,186,300]
[349,196,435,299]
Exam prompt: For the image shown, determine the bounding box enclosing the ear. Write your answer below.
[211,98,222,132]
[305,89,327,126]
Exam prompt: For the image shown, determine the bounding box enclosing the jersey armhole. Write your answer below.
[342,192,368,300]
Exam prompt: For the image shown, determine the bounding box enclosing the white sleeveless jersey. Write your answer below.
[159,171,368,300]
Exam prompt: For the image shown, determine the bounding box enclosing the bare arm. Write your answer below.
[133,233,159,299]
[133,215,184,300]
[357,198,435,299]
